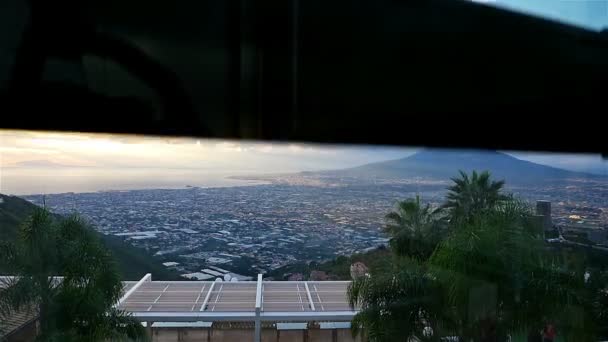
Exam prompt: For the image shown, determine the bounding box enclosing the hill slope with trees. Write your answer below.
[0,194,179,280]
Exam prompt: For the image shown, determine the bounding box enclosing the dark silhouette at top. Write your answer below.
[1,0,607,154]
[7,0,200,134]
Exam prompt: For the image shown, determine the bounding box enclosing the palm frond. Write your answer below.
[3,208,146,341]
[0,276,38,318]
[348,266,450,341]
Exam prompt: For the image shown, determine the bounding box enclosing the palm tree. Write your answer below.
[442,170,508,223]
[384,195,446,261]
[431,200,540,339]
[430,199,596,341]
[348,259,454,342]
[349,173,602,341]
[0,208,147,341]
[347,196,451,342]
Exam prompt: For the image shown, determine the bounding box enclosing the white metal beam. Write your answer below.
[129,310,357,322]
[199,281,215,311]
[255,274,263,309]
[115,273,151,308]
[304,282,316,311]
[260,311,356,321]
[132,312,257,322]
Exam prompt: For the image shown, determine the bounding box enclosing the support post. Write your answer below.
[146,321,153,340]
[255,307,261,342]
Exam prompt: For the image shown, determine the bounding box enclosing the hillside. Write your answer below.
[322,149,600,185]
[0,194,180,280]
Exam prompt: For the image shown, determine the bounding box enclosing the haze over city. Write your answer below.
[1,130,605,195]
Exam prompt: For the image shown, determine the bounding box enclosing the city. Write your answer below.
[23,173,608,280]
[24,184,397,279]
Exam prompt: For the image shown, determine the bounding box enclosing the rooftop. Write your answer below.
[117,274,356,323]
[1,274,357,342]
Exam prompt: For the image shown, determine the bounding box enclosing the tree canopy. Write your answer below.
[384,195,446,261]
[0,208,147,341]
[349,170,607,342]
[442,170,509,223]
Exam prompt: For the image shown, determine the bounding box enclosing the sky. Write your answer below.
[0,130,416,195]
[471,0,607,30]
[1,130,606,195]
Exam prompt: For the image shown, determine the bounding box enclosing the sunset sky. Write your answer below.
[1,130,605,195]
[0,130,416,171]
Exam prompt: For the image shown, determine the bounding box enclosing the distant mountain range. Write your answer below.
[320,149,603,185]
[509,152,607,176]
[0,194,179,280]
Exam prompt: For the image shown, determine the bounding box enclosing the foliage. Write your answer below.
[586,270,608,337]
[384,195,447,261]
[430,199,593,341]
[100,235,181,281]
[349,260,453,342]
[0,194,179,280]
[348,170,608,342]
[442,170,509,223]
[266,247,393,281]
[0,208,147,341]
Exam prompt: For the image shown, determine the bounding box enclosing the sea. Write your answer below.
[0,167,269,195]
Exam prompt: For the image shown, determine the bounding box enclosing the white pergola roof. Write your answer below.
[2,274,355,342]
[117,274,357,323]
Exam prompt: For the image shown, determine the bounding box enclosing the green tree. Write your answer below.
[0,208,147,341]
[349,195,453,341]
[442,170,508,223]
[430,199,593,341]
[384,195,446,261]
[349,171,603,342]
[348,259,453,342]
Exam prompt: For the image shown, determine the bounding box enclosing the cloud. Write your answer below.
[0,130,416,174]
[0,146,60,155]
[13,160,94,168]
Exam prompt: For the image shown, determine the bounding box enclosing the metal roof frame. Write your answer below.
[117,273,357,341]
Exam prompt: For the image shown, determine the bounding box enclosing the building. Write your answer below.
[536,200,553,231]
[117,274,360,342]
[0,278,65,342]
[0,306,38,342]
[1,274,360,342]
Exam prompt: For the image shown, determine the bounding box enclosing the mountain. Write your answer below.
[509,152,608,176]
[323,149,601,185]
[0,194,180,280]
